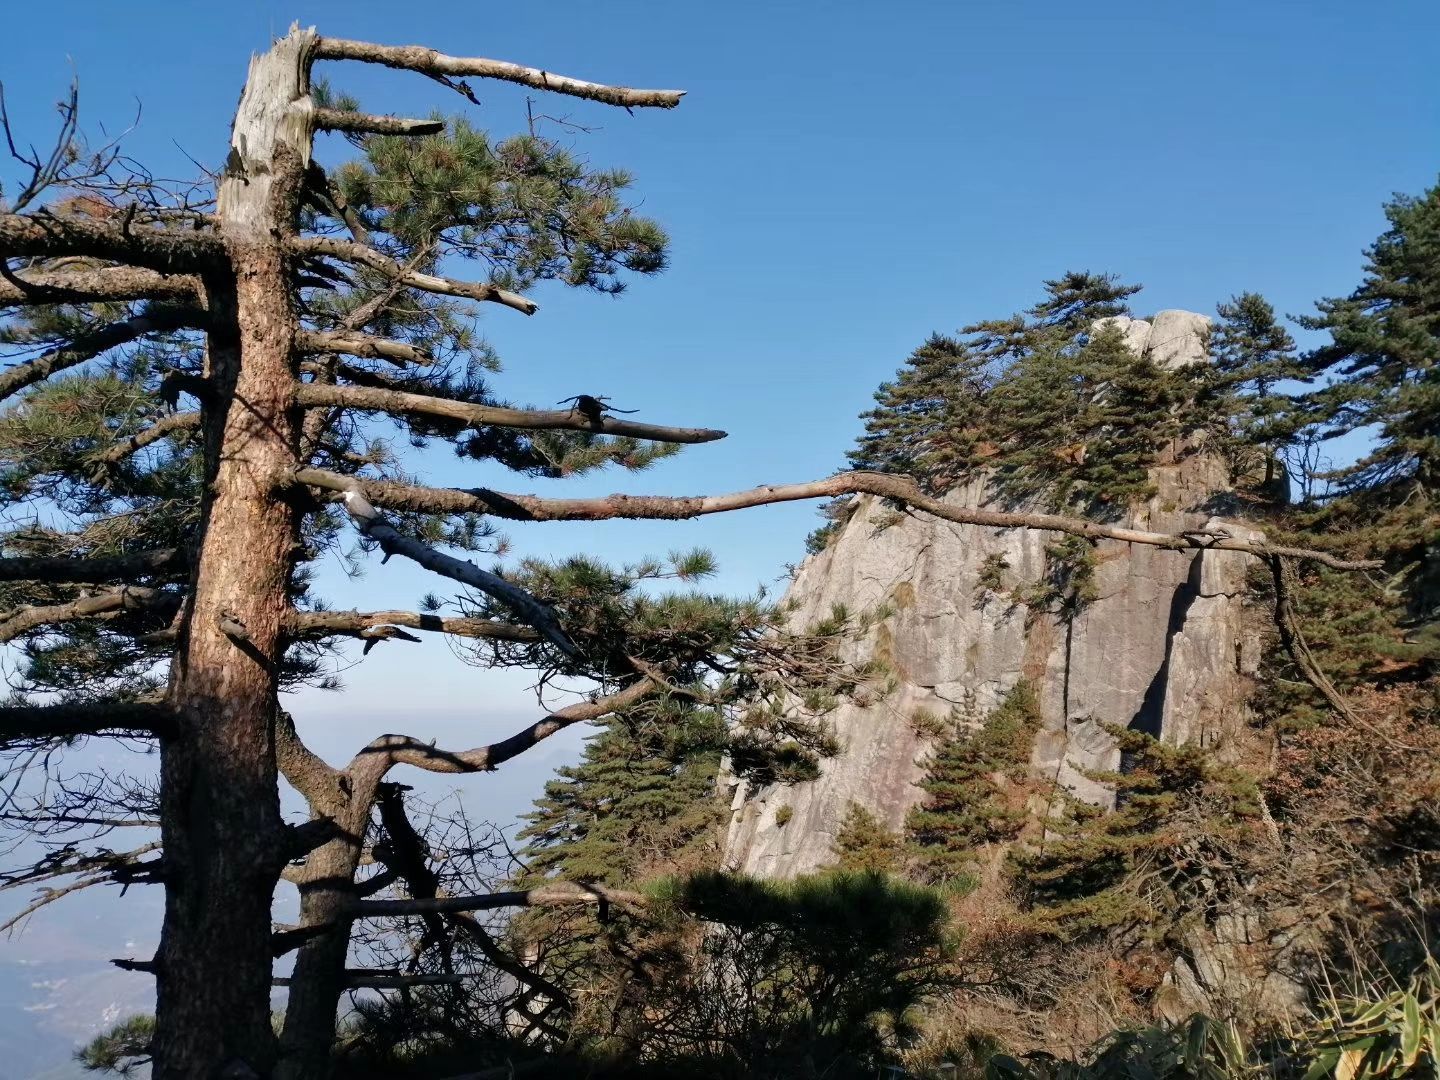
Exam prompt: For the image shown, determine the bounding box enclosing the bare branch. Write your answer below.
[348,676,656,779]
[94,411,201,467]
[0,586,181,643]
[297,469,1383,571]
[0,698,173,742]
[273,971,464,989]
[330,486,579,658]
[352,881,647,919]
[313,108,445,137]
[296,330,431,367]
[285,609,538,644]
[0,547,187,584]
[294,383,727,444]
[0,266,201,307]
[0,306,202,404]
[288,236,536,315]
[0,212,223,273]
[313,37,685,110]
[1,842,162,934]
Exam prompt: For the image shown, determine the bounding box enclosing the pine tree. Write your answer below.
[0,33,866,1075]
[905,682,1040,883]
[848,333,995,490]
[833,801,904,874]
[845,272,1185,514]
[517,700,727,887]
[1193,291,1306,493]
[1297,180,1440,493]
[1008,728,1259,939]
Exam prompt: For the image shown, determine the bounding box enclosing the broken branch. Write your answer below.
[313,38,685,110]
[312,108,445,137]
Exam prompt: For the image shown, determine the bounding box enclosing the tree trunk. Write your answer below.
[275,786,376,1080]
[152,28,316,1078]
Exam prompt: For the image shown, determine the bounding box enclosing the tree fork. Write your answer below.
[151,27,315,1079]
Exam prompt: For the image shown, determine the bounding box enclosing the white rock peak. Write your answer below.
[1091,308,1212,370]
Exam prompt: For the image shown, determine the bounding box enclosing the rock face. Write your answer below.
[723,310,1258,880]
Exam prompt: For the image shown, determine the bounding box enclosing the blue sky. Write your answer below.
[0,0,1436,1055]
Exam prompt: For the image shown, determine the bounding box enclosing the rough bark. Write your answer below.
[297,468,1382,571]
[295,382,727,443]
[151,28,315,1080]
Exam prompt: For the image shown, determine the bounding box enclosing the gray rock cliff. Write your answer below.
[723,310,1260,880]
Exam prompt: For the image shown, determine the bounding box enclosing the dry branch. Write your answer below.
[353,881,646,918]
[0,266,201,307]
[313,37,685,109]
[296,330,431,366]
[347,676,655,779]
[95,411,201,467]
[312,108,444,137]
[0,586,181,643]
[288,236,536,315]
[0,213,222,273]
[297,469,1382,571]
[285,609,537,644]
[333,487,579,658]
[0,548,187,583]
[0,307,202,404]
[0,841,163,934]
[0,698,173,741]
[294,383,727,443]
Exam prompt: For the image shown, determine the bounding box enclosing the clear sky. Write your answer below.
[0,0,1436,1061]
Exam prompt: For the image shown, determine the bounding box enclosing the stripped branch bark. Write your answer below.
[294,383,726,443]
[313,37,685,109]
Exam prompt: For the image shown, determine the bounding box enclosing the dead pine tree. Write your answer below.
[0,23,1384,1080]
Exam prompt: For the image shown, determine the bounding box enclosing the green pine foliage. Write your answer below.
[517,700,727,887]
[1196,291,1306,491]
[0,99,679,707]
[650,869,957,1075]
[1297,180,1440,494]
[847,272,1192,516]
[905,682,1041,883]
[833,802,904,875]
[848,333,996,489]
[77,1014,154,1075]
[1007,728,1260,940]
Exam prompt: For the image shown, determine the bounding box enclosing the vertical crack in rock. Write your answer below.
[1128,550,1205,741]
